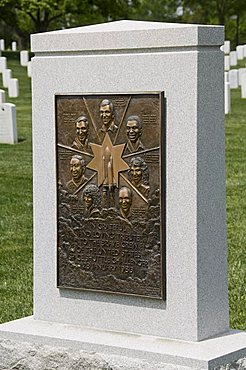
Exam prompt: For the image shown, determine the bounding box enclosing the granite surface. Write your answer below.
[0,318,245,369]
[1,338,246,370]
[31,20,224,52]
[30,21,228,341]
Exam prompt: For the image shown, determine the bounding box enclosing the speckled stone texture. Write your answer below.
[0,339,198,370]
[0,19,245,370]
[28,20,228,342]
[1,339,245,370]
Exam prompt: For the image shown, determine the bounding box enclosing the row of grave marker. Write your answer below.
[0,53,18,143]
[222,42,246,69]
[0,38,245,144]
[0,52,31,97]
[0,39,18,52]
[0,48,31,144]
[221,40,246,114]
[0,98,17,144]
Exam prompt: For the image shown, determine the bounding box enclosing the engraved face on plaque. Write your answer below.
[56,92,165,299]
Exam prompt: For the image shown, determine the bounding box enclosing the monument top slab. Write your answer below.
[31,20,224,53]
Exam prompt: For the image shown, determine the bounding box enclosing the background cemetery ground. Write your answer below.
[0,51,245,330]
[0,52,32,322]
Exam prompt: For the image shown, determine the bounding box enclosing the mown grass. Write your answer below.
[0,52,33,323]
[0,52,245,330]
[226,86,246,330]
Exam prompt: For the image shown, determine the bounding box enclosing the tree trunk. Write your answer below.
[235,14,239,45]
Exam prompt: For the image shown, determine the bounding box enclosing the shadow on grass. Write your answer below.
[18,136,26,143]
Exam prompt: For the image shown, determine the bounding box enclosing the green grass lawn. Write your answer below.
[0,52,33,322]
[226,89,246,330]
[0,52,245,330]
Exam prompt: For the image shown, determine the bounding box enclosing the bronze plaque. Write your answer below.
[56,92,165,299]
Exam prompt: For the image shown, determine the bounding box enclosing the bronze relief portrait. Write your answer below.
[56,92,165,299]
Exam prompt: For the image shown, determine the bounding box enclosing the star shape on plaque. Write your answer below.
[87,133,129,187]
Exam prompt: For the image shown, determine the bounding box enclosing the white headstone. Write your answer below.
[224,81,230,114]
[0,103,17,144]
[238,68,246,85]
[236,45,244,60]
[0,89,5,103]
[0,56,7,72]
[244,45,246,58]
[241,74,246,98]
[8,78,19,98]
[11,41,17,51]
[229,51,237,66]
[229,69,239,89]
[224,55,230,71]
[0,39,5,51]
[224,71,229,82]
[20,50,29,66]
[224,40,230,54]
[27,61,32,77]
[2,68,12,88]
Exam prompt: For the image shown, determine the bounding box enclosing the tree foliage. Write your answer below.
[0,0,246,48]
[182,0,246,47]
[0,0,138,46]
[131,0,182,22]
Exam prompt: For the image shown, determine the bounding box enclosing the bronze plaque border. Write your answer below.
[55,91,166,300]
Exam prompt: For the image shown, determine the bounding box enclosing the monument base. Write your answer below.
[0,317,245,370]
